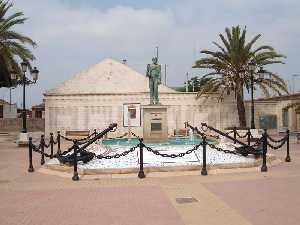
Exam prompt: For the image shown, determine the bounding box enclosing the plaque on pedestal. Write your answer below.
[142,105,168,142]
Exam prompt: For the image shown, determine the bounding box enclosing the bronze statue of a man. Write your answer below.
[146,57,161,104]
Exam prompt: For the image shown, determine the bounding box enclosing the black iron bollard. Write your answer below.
[57,131,61,155]
[28,137,34,172]
[94,129,97,137]
[50,133,54,159]
[233,127,237,144]
[40,135,45,165]
[201,136,208,176]
[285,130,291,162]
[138,138,145,179]
[247,128,251,146]
[261,129,268,172]
[72,140,80,181]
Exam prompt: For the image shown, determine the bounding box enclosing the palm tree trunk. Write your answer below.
[236,87,247,128]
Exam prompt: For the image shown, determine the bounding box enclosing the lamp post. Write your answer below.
[10,60,39,146]
[292,74,300,93]
[248,62,266,129]
[186,72,189,92]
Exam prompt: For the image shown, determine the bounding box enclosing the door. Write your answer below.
[296,113,300,130]
[0,105,3,118]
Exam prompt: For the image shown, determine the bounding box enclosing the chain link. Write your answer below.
[194,126,220,139]
[130,132,140,139]
[267,134,287,143]
[267,139,287,150]
[235,131,249,138]
[225,130,234,135]
[144,144,202,158]
[32,144,52,158]
[43,142,50,148]
[250,137,263,148]
[208,143,238,155]
[199,125,220,139]
[60,132,96,142]
[94,144,139,159]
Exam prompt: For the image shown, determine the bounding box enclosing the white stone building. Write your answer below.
[245,94,300,132]
[44,58,241,137]
[0,99,17,119]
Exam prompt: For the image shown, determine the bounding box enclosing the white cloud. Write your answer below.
[1,0,299,107]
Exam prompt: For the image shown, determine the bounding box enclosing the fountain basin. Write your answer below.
[102,136,208,146]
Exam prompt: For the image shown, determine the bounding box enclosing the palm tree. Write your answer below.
[0,0,36,87]
[186,76,215,92]
[193,26,288,127]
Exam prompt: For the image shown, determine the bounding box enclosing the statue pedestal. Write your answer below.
[142,105,168,142]
[17,132,29,147]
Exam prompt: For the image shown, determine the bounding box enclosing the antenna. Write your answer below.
[164,64,167,85]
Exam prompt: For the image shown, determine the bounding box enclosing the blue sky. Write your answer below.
[1,0,300,107]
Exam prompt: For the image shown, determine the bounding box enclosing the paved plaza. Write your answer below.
[0,133,300,225]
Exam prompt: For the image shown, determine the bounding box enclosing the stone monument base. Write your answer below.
[17,132,29,147]
[142,105,168,142]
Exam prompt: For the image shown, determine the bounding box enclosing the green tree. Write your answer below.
[193,26,288,127]
[0,0,36,87]
[187,76,215,92]
[175,76,214,92]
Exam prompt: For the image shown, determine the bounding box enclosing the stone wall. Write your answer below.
[0,118,45,132]
[1,103,17,119]
[44,92,239,136]
[245,100,293,132]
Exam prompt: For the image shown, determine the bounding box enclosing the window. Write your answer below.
[282,108,289,127]
[35,110,42,118]
[0,105,3,118]
[296,107,300,130]
[259,114,277,129]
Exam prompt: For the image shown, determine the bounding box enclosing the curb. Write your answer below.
[40,154,280,179]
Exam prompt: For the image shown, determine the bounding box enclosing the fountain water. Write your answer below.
[127,113,131,144]
[188,128,195,142]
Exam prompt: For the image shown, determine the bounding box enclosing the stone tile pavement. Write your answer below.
[0,186,183,225]
[0,133,300,225]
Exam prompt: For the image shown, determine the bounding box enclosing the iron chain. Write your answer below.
[267,139,287,150]
[225,130,234,135]
[32,144,52,158]
[95,144,139,159]
[267,134,287,143]
[236,131,249,139]
[199,126,220,139]
[43,142,50,148]
[144,144,202,158]
[60,132,96,142]
[250,137,263,148]
[130,132,140,139]
[208,143,238,155]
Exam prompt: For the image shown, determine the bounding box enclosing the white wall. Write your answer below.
[44,92,238,136]
[3,104,17,119]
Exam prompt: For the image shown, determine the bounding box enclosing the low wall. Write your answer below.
[0,118,45,132]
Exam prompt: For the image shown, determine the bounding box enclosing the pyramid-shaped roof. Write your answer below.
[45,58,177,95]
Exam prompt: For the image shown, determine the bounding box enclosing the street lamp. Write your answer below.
[292,74,300,93]
[10,60,39,146]
[248,62,266,129]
